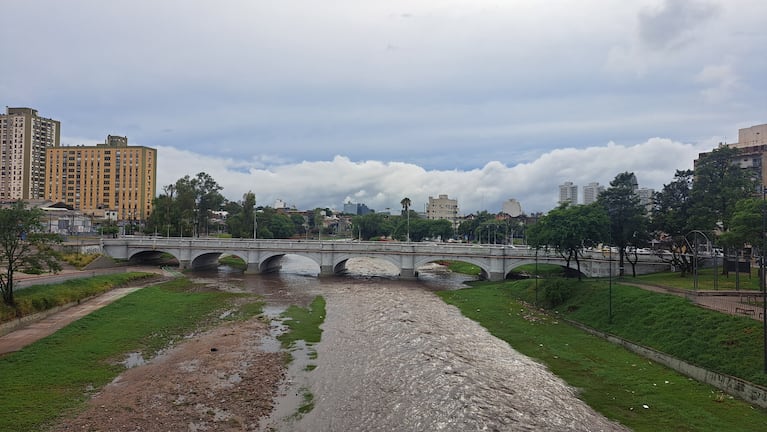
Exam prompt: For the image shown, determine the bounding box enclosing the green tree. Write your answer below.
[401,197,412,241]
[651,170,697,276]
[457,211,494,242]
[527,203,609,279]
[690,145,755,232]
[598,172,650,276]
[146,173,225,237]
[720,198,763,254]
[353,213,395,240]
[0,202,62,307]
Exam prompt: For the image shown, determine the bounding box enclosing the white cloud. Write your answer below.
[154,138,711,215]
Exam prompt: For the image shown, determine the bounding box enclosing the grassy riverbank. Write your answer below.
[636,267,761,291]
[438,280,767,432]
[0,272,157,322]
[0,278,263,432]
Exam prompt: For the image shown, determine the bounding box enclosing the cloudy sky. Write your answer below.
[3,0,766,214]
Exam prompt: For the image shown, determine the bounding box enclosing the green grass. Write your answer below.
[1,272,157,322]
[440,261,482,275]
[58,253,101,269]
[0,278,259,432]
[438,282,767,431]
[218,254,247,270]
[511,263,566,277]
[278,296,326,349]
[505,278,767,386]
[636,267,761,291]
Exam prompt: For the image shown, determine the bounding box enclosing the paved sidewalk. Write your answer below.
[0,286,144,355]
[0,268,172,356]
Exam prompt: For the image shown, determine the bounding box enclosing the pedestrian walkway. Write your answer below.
[0,268,173,356]
[0,286,144,355]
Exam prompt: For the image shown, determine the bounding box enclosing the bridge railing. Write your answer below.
[101,236,667,264]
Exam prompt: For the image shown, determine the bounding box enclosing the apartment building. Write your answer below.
[696,123,767,190]
[426,194,459,229]
[45,135,157,221]
[0,107,61,200]
[558,181,578,205]
[582,182,604,205]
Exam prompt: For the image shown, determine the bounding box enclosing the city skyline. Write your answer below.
[3,1,766,213]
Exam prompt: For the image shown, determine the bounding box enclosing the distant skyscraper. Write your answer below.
[637,187,655,214]
[558,182,578,205]
[582,182,604,205]
[0,107,61,200]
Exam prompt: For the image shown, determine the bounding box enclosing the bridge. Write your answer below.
[100,237,670,281]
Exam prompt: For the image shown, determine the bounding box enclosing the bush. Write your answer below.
[542,278,574,307]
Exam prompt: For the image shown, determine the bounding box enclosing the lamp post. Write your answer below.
[762,186,766,374]
[603,246,613,323]
[253,205,257,240]
[534,248,539,306]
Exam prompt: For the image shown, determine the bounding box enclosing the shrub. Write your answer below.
[542,278,574,307]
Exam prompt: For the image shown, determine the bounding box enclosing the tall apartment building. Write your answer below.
[695,122,767,190]
[0,107,61,201]
[45,135,157,221]
[558,181,578,205]
[582,182,604,205]
[426,194,459,228]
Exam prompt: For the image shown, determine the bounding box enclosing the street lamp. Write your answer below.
[253,205,258,240]
[762,186,767,374]
[602,245,613,323]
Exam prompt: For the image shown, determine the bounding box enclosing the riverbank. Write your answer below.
[0,277,284,431]
[438,280,767,431]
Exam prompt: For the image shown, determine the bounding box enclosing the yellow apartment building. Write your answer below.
[45,135,156,221]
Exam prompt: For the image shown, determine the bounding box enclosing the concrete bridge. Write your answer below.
[100,237,670,281]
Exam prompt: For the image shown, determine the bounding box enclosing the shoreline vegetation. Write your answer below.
[4,263,767,431]
[438,261,767,431]
[0,276,266,431]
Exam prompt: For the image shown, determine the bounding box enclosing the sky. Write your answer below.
[3,0,766,214]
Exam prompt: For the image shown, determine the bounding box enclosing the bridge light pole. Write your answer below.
[253,205,257,240]
[762,186,766,374]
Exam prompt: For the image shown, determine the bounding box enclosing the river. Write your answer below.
[193,255,627,431]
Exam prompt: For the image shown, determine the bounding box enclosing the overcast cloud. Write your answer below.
[2,0,766,213]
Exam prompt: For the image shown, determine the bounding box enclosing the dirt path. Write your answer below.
[2,269,286,431]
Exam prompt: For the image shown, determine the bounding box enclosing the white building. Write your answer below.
[582,182,604,205]
[501,198,522,217]
[558,182,578,205]
[426,194,459,229]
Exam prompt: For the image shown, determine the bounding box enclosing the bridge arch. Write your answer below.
[330,254,404,277]
[412,256,492,280]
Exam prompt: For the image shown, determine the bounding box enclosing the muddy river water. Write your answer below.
[195,255,627,431]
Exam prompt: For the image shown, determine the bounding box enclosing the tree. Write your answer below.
[598,172,650,276]
[457,211,495,242]
[690,145,755,232]
[146,173,225,237]
[526,203,609,279]
[352,213,395,240]
[651,170,697,276]
[720,198,763,257]
[0,202,62,307]
[401,197,411,241]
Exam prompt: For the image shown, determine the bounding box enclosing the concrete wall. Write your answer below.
[566,319,767,408]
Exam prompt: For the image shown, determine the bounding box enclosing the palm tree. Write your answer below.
[401,197,411,242]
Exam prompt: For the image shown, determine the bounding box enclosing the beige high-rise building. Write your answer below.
[426,194,459,229]
[696,122,767,190]
[0,107,61,201]
[45,135,157,221]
